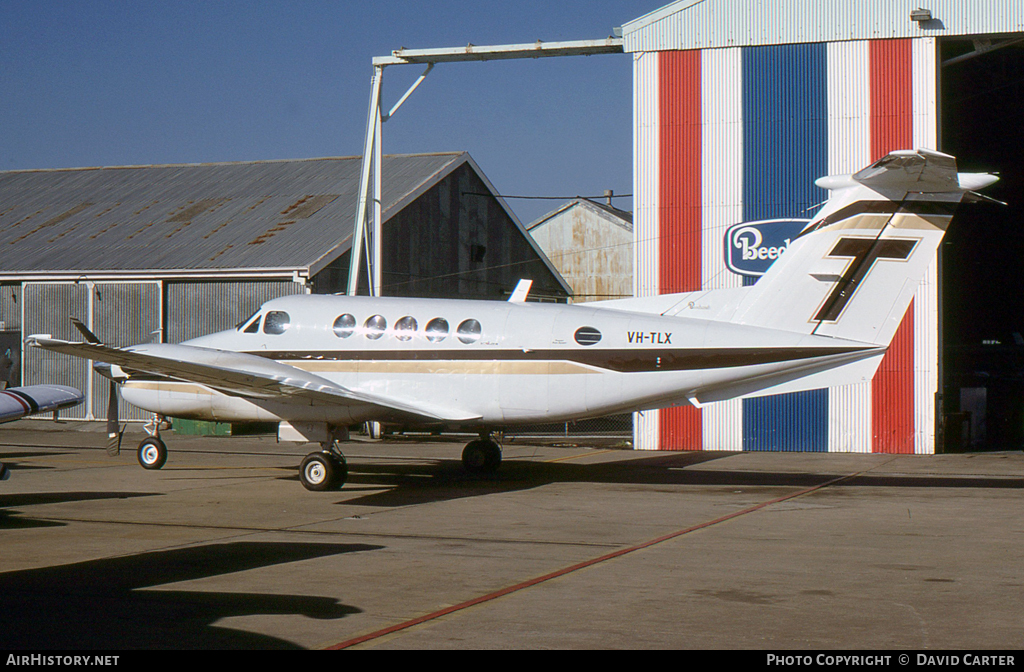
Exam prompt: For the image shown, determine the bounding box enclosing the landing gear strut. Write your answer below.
[462,433,502,474]
[137,414,169,470]
[299,440,348,492]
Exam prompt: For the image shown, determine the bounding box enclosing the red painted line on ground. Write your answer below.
[325,469,863,650]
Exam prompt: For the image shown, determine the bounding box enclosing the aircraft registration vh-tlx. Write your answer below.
[28,149,999,492]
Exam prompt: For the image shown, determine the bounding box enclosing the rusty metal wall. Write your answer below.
[528,200,633,303]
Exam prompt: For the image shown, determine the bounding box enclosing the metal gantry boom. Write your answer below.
[346,37,623,297]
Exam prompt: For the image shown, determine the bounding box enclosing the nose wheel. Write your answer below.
[136,414,170,470]
[137,436,167,470]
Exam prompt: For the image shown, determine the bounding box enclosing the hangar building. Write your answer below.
[527,196,634,303]
[623,0,1024,452]
[0,152,568,421]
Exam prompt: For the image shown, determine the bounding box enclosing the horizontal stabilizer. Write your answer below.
[853,148,959,192]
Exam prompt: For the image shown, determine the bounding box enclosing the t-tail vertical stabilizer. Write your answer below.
[730,149,998,347]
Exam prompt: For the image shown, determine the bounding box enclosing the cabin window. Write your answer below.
[263,311,290,335]
[364,315,386,340]
[243,315,261,333]
[457,319,482,344]
[425,317,449,343]
[395,316,417,341]
[574,326,602,346]
[333,314,356,338]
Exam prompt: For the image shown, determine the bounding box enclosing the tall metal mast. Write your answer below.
[346,37,624,297]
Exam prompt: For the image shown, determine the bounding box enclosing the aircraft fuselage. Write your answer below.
[119,293,878,429]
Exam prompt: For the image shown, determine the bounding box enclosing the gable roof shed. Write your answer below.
[0,152,569,299]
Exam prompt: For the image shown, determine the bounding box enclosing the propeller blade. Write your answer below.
[106,380,122,456]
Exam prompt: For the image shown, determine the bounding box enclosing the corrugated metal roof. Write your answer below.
[624,0,1024,52]
[0,152,467,278]
[526,198,633,233]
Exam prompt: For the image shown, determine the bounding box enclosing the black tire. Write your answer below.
[462,439,501,474]
[300,452,344,491]
[326,451,348,488]
[137,437,167,470]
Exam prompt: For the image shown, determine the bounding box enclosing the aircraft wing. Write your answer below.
[0,384,84,423]
[26,337,481,423]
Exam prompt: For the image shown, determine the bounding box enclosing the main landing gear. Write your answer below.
[462,433,502,474]
[299,441,348,492]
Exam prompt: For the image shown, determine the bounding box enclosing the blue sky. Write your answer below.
[1,1,663,224]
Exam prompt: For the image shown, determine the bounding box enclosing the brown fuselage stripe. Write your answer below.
[244,346,874,374]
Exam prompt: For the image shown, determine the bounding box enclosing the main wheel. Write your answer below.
[462,439,501,474]
[137,437,167,470]
[299,452,346,491]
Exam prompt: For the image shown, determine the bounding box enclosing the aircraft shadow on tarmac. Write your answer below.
[0,492,157,530]
[0,541,378,649]
[0,450,74,474]
[310,451,1024,508]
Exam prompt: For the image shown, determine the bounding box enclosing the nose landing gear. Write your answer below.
[137,414,169,470]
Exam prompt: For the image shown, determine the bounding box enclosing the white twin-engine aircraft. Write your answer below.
[28,149,998,491]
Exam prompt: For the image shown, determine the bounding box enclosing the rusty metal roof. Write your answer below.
[0,152,470,280]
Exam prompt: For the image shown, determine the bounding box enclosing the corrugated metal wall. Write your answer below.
[19,279,304,420]
[167,281,305,343]
[624,0,1024,53]
[0,286,20,331]
[632,36,940,453]
[22,283,91,419]
[91,283,161,422]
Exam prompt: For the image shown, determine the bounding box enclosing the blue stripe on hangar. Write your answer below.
[740,43,829,452]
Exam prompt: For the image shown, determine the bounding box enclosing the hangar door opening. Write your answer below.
[941,36,1024,452]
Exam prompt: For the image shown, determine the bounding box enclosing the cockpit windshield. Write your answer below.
[236,310,260,331]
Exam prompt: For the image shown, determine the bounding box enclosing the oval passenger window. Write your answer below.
[425,317,449,343]
[395,316,417,341]
[333,314,356,338]
[574,326,602,346]
[457,319,482,344]
[364,315,386,340]
[263,311,291,335]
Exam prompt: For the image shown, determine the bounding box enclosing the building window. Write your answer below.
[457,319,482,344]
[395,316,417,341]
[425,317,449,343]
[263,311,290,335]
[333,314,356,338]
[364,315,386,340]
